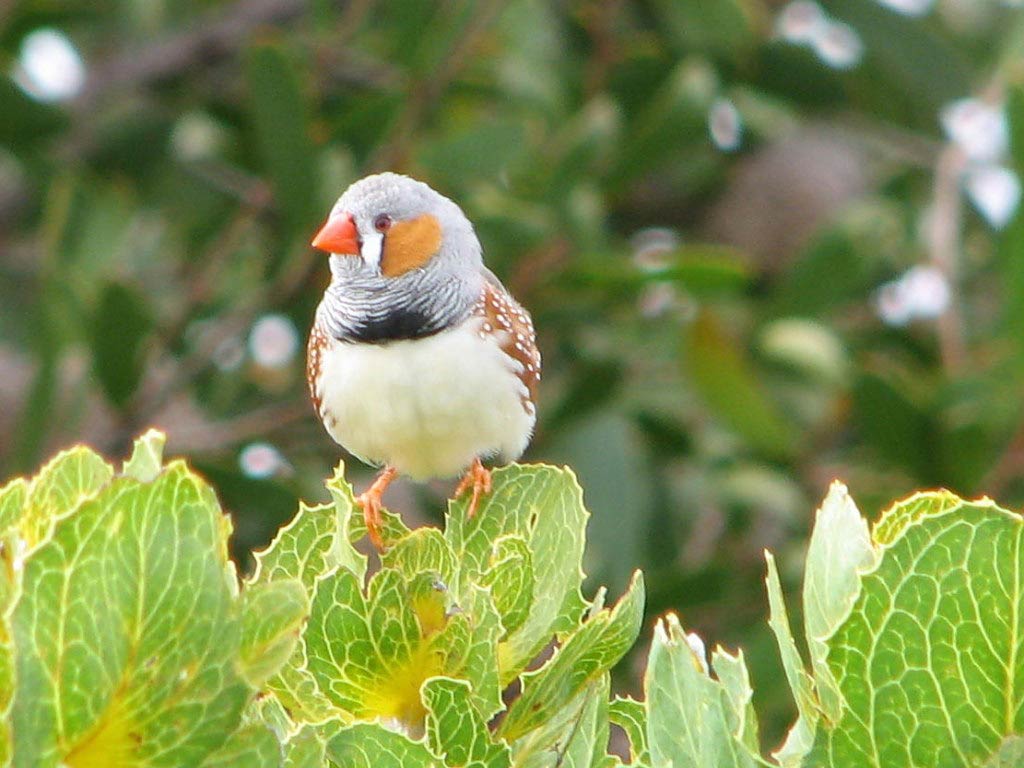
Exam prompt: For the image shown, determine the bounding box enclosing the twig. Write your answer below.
[927,143,968,374]
[161,398,312,453]
[71,0,313,111]
[370,0,505,170]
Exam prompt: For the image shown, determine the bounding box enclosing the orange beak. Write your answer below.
[311,213,360,255]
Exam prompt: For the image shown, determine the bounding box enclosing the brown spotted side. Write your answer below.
[473,280,541,416]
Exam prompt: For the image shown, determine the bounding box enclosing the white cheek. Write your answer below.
[361,231,383,270]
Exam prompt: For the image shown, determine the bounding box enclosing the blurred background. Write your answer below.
[3,0,1024,750]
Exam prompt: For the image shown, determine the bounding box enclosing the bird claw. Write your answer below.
[455,458,492,519]
[355,466,397,551]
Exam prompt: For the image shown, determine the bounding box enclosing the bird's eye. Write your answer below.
[373,214,392,233]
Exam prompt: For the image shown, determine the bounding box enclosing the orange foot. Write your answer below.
[455,458,492,519]
[356,466,398,551]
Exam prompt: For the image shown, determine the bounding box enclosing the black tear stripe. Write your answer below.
[342,306,449,343]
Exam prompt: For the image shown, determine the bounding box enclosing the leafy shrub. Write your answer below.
[1,431,1022,766]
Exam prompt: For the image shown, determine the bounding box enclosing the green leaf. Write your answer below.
[244,694,293,742]
[200,723,282,768]
[19,445,113,550]
[422,677,511,768]
[0,479,27,765]
[985,737,1024,768]
[608,697,649,766]
[0,478,27,533]
[250,465,366,723]
[381,527,457,587]
[612,62,713,185]
[573,245,751,297]
[560,674,613,768]
[446,465,589,682]
[511,675,611,768]
[245,44,319,241]
[457,584,505,721]
[852,373,933,483]
[683,310,797,460]
[252,465,366,587]
[479,535,533,637]
[282,725,331,768]
[239,579,309,687]
[326,723,439,768]
[304,566,487,729]
[802,481,878,723]
[813,493,1024,766]
[500,571,645,741]
[122,429,166,483]
[999,85,1024,356]
[645,614,761,768]
[9,461,251,766]
[91,281,153,409]
[711,647,759,754]
[764,551,817,767]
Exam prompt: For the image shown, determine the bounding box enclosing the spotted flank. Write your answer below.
[474,280,541,416]
[306,322,328,417]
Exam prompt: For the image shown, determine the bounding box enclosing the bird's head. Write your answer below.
[311,172,481,283]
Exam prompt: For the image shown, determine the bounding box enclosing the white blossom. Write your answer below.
[239,442,288,479]
[249,314,299,369]
[776,2,829,44]
[875,0,935,16]
[875,265,951,326]
[812,21,864,70]
[964,163,1022,229]
[708,98,743,152]
[940,98,1008,163]
[685,631,710,675]
[13,28,86,102]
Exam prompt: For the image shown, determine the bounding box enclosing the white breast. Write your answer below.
[315,318,535,479]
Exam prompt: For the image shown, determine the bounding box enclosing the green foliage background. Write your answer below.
[4,0,1024,752]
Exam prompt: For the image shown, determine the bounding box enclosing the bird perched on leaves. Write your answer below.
[307,173,541,550]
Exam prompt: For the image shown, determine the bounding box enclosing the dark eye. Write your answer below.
[373,214,392,233]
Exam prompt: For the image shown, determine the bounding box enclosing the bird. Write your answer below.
[306,173,541,550]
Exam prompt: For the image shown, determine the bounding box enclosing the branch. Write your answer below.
[72,0,312,111]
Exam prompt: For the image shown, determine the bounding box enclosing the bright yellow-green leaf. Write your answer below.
[122,429,166,483]
[813,493,1024,766]
[19,446,112,550]
[240,579,309,687]
[446,465,589,682]
[608,697,648,766]
[200,723,282,768]
[10,459,251,767]
[644,614,760,768]
[304,567,472,728]
[326,723,439,768]
[423,677,511,767]
[500,570,644,741]
[765,551,817,767]
[249,464,366,724]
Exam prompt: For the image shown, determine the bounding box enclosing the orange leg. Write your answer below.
[356,466,398,551]
[455,457,492,519]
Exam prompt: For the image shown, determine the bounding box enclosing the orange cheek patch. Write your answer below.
[380,213,442,277]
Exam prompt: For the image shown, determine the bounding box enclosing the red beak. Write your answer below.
[311,213,360,255]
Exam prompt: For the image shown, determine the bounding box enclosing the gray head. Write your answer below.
[312,173,485,342]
